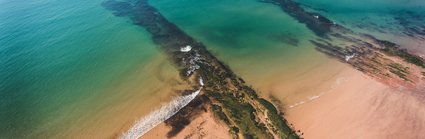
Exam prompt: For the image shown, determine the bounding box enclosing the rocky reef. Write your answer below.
[103,0,300,138]
[260,0,425,90]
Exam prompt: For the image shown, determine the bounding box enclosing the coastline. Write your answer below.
[2,0,425,138]
[142,107,232,139]
[101,0,425,138]
[286,64,425,139]
[37,54,191,138]
[124,49,425,139]
[228,53,425,138]
[103,0,300,138]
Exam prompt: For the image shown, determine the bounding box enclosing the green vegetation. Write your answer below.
[380,40,425,68]
[209,92,274,139]
[201,60,300,138]
[269,95,286,112]
[388,63,409,81]
[259,99,299,139]
[259,99,278,114]
[104,0,301,137]
[211,104,231,125]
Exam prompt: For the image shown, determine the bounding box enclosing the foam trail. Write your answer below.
[345,53,355,62]
[288,77,348,108]
[120,88,201,139]
[199,77,204,86]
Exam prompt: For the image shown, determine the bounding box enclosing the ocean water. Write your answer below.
[0,0,181,138]
[150,0,337,103]
[296,0,425,12]
[150,0,319,77]
[296,0,425,53]
[150,0,425,107]
[1,0,424,138]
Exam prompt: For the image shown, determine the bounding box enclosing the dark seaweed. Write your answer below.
[165,95,209,137]
[102,0,300,138]
[378,40,425,68]
[258,0,335,37]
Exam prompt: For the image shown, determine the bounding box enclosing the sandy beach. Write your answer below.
[128,47,425,139]
[142,110,231,139]
[285,65,425,139]
[101,0,425,137]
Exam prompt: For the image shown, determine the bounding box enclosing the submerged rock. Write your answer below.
[103,0,300,138]
[265,0,425,89]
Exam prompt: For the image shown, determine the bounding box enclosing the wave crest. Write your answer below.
[120,88,201,139]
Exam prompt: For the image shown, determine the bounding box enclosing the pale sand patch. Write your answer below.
[142,111,231,139]
[284,65,425,139]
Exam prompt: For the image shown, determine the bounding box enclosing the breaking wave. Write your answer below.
[120,88,201,139]
[288,77,348,108]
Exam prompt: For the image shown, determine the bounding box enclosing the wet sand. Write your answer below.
[286,65,425,139]
[100,0,425,137]
[123,38,425,139]
[134,43,425,139]
[267,62,425,139]
[222,46,425,139]
[136,58,425,139]
[142,110,232,139]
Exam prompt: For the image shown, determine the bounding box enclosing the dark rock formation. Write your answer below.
[103,0,300,138]
[262,0,425,89]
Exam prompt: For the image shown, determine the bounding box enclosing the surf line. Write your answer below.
[120,78,204,139]
[288,77,348,108]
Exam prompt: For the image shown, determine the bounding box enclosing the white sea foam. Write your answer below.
[289,101,306,108]
[120,88,201,139]
[308,95,320,100]
[288,77,349,108]
[180,45,192,52]
[199,77,204,86]
[345,53,355,62]
[289,93,323,108]
[185,52,203,76]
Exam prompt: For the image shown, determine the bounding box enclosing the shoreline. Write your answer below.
[135,56,425,139]
[264,0,425,90]
[101,0,425,138]
[286,64,425,139]
[103,0,300,138]
[142,106,232,139]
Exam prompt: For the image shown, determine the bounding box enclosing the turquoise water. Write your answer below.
[296,0,425,12]
[0,0,160,138]
[296,0,425,39]
[150,0,322,78]
[0,0,318,137]
[151,0,314,51]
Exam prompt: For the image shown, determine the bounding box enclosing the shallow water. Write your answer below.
[296,0,425,52]
[0,0,180,138]
[150,0,344,104]
[149,0,425,113]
